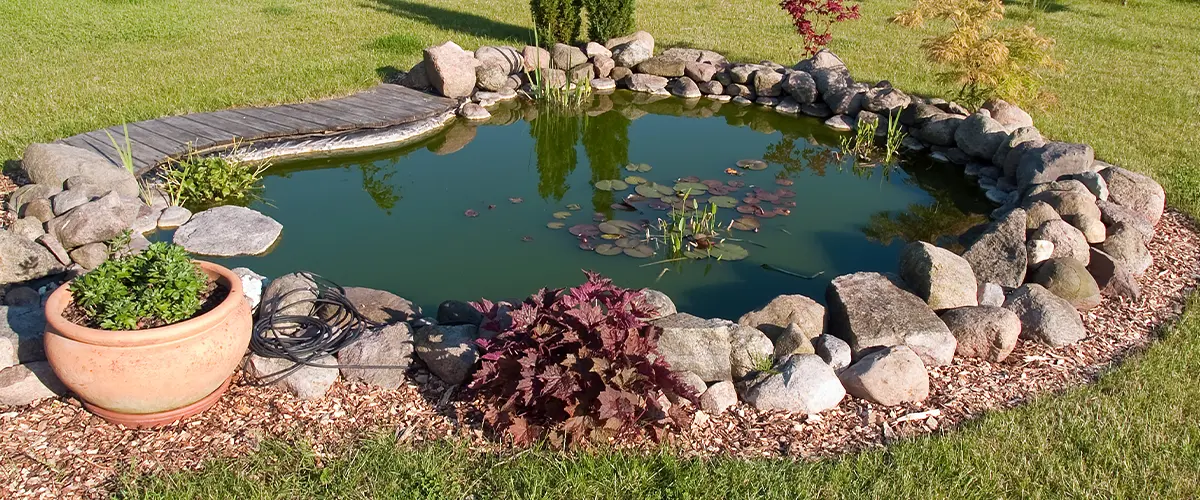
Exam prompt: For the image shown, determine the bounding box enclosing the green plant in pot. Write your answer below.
[42,242,253,428]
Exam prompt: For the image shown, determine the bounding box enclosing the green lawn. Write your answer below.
[5,0,1199,497]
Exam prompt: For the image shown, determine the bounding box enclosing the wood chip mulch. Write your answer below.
[0,170,19,230]
[2,210,1198,499]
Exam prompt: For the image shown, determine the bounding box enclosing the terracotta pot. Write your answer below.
[43,261,252,421]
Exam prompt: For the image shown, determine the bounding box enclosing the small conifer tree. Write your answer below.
[582,0,636,42]
[531,0,584,46]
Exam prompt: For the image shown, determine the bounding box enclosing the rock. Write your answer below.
[582,41,611,59]
[639,289,676,320]
[978,282,1006,307]
[1074,215,1107,245]
[684,62,717,83]
[824,87,863,116]
[623,73,669,93]
[610,34,654,67]
[1016,142,1095,189]
[916,114,965,147]
[1097,199,1154,243]
[3,287,40,307]
[68,242,108,270]
[737,294,824,340]
[423,41,479,99]
[1069,171,1109,201]
[824,115,854,131]
[458,102,491,121]
[862,87,910,113]
[838,346,928,406]
[724,83,753,99]
[1031,219,1090,265]
[536,68,568,88]
[230,267,265,308]
[675,371,707,397]
[775,97,801,115]
[590,77,616,91]
[635,56,685,77]
[654,313,732,382]
[660,47,727,65]
[1,306,46,370]
[1025,200,1062,230]
[898,241,979,310]
[521,45,552,71]
[1100,166,1165,226]
[740,355,845,413]
[727,64,761,85]
[36,233,71,266]
[0,230,66,285]
[1003,284,1086,347]
[781,70,817,104]
[899,102,945,126]
[130,206,161,234]
[772,322,818,360]
[962,208,1028,287]
[50,189,92,216]
[9,184,62,215]
[44,192,137,249]
[605,30,654,51]
[800,102,831,117]
[826,272,957,367]
[342,287,421,323]
[729,325,773,380]
[940,306,1021,362]
[567,62,594,83]
[157,206,191,228]
[0,362,66,406]
[21,143,139,196]
[699,380,738,414]
[245,354,337,400]
[936,101,971,116]
[753,70,784,97]
[1030,258,1102,310]
[954,111,1009,160]
[474,45,523,74]
[475,62,510,91]
[399,60,432,90]
[795,48,846,72]
[993,126,1044,170]
[669,76,702,99]
[1100,222,1152,276]
[9,217,44,242]
[981,99,1033,131]
[1087,247,1141,300]
[436,300,483,326]
[414,324,479,385]
[260,272,319,320]
[337,323,413,390]
[592,55,615,78]
[810,66,849,95]
[1027,239,1053,267]
[813,334,852,371]
[173,205,282,257]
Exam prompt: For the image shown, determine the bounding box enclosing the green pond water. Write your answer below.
[212,93,988,320]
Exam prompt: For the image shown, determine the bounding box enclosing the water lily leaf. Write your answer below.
[656,184,676,196]
[737,159,768,171]
[616,237,641,249]
[647,201,670,210]
[608,219,643,234]
[683,249,710,260]
[600,234,622,240]
[708,185,732,196]
[755,210,777,219]
[625,163,652,172]
[776,188,796,198]
[701,180,724,189]
[595,180,627,191]
[775,178,794,186]
[708,195,738,208]
[547,222,566,229]
[773,207,792,216]
[567,203,582,211]
[624,175,648,185]
[659,195,682,205]
[598,222,623,235]
[611,202,637,211]
[728,180,745,188]
[674,182,709,194]
[635,184,663,198]
[624,245,655,258]
[595,244,623,256]
[552,211,573,219]
[780,200,797,208]
[757,192,780,203]
[679,175,701,183]
[510,197,524,203]
[731,216,760,231]
[569,224,601,237]
[464,209,479,217]
[709,243,749,261]
[579,241,595,251]
[611,180,629,191]
[625,194,648,203]
[736,204,762,215]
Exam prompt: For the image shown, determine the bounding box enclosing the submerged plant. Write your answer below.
[469,271,698,446]
[160,148,270,210]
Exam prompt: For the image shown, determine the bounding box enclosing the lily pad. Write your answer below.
[625,163,653,172]
[569,224,601,237]
[600,233,622,240]
[579,241,595,251]
[728,180,745,188]
[709,243,749,261]
[701,180,725,189]
[595,244,623,256]
[683,249,710,260]
[775,178,794,186]
[510,197,524,203]
[611,202,637,211]
[773,207,792,216]
[776,188,796,198]
[737,159,768,171]
[679,175,701,183]
[547,222,566,229]
[708,185,732,196]
[707,195,738,208]
[552,211,573,219]
[731,217,761,231]
[736,204,762,215]
[598,221,623,235]
[464,209,479,218]
[636,184,664,198]
[674,182,709,194]
[624,175,648,185]
[757,192,780,203]
[567,203,582,211]
[755,210,777,219]
[595,179,629,191]
[742,196,760,204]
[647,201,670,210]
[608,220,643,234]
[616,237,641,249]
[624,245,655,258]
[780,200,797,208]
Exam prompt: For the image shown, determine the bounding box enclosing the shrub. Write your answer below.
[70,242,208,331]
[530,0,583,46]
[582,0,635,42]
[469,271,698,446]
[161,152,269,210]
[779,0,861,56]
[893,0,1060,105]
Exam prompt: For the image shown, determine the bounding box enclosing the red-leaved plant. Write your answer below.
[468,271,698,446]
[780,0,862,56]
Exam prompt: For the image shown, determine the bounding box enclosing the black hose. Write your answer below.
[248,272,410,386]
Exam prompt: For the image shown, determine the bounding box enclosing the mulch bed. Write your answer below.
[2,210,1198,499]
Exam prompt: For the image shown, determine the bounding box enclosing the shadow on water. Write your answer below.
[360,0,530,44]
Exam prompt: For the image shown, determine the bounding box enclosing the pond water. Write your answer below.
[212,93,988,320]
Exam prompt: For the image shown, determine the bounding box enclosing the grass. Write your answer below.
[3,0,1198,496]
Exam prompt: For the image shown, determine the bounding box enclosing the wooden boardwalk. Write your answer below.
[56,84,458,175]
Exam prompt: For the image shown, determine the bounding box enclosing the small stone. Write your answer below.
[813,334,851,371]
[740,354,845,414]
[9,217,45,242]
[35,232,71,267]
[590,77,616,91]
[1027,239,1054,267]
[458,103,491,121]
[825,115,854,131]
[157,206,192,228]
[1070,171,1109,201]
[668,77,702,99]
[773,322,817,359]
[699,380,738,414]
[230,267,265,309]
[50,190,92,216]
[245,354,338,400]
[261,272,319,321]
[940,306,1021,362]
[839,346,929,406]
[1025,200,1062,230]
[1031,219,1090,265]
[47,192,139,249]
[337,323,414,390]
[584,41,611,59]
[639,289,676,321]
[1097,199,1154,243]
[753,70,784,97]
[978,282,1006,307]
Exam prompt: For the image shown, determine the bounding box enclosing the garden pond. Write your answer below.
[211,93,989,319]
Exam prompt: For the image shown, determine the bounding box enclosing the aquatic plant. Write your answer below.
[839,118,878,162]
[883,115,907,164]
[161,148,270,210]
[524,29,593,111]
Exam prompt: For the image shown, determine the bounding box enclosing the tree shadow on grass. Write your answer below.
[360,0,530,44]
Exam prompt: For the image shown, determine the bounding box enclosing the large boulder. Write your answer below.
[1087,247,1141,300]
[940,306,1021,362]
[609,32,654,67]
[737,294,825,340]
[414,324,480,385]
[954,111,1009,160]
[915,114,965,147]
[550,43,588,71]
[899,102,945,126]
[1030,219,1090,265]
[260,272,319,322]
[474,46,523,74]
[0,361,66,406]
[1100,222,1153,276]
[660,47,727,66]
[605,30,654,50]
[684,62,718,83]
[668,77,702,99]
[1003,284,1086,347]
[729,325,773,380]
[245,354,338,400]
[654,313,732,382]
[1099,166,1165,226]
[622,73,669,93]
[1016,142,1095,189]
[521,45,552,71]
[1097,199,1155,243]
[1,306,47,370]
[862,86,910,113]
[638,289,677,321]
[813,334,852,371]
[838,345,929,406]
[753,70,785,98]
[635,56,686,77]
[782,70,817,104]
[962,208,1028,287]
[0,231,66,285]
[9,183,62,215]
[475,63,510,92]
[46,192,138,249]
[342,287,421,324]
[1030,257,1102,310]
[810,66,850,95]
[981,98,1034,131]
[826,272,957,367]
[824,87,864,116]
[173,205,283,257]
[898,241,979,310]
[993,126,1044,171]
[337,323,413,390]
[739,354,845,413]
[423,41,479,99]
[21,143,139,196]
[794,48,846,72]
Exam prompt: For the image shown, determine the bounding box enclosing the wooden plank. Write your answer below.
[303,100,390,126]
[130,121,219,153]
[260,105,349,132]
[376,83,456,106]
[61,136,123,166]
[182,112,273,141]
[227,108,315,137]
[356,88,445,113]
[89,129,165,169]
[339,94,438,117]
[277,103,362,129]
[110,124,188,158]
[248,106,330,130]
[71,132,128,166]
[207,110,284,138]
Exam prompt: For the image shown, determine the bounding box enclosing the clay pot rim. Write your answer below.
[44,260,245,348]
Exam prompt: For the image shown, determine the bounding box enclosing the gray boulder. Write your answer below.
[916,114,965,147]
[1025,200,1062,230]
[772,322,818,359]
[824,87,864,116]
[729,325,773,380]
[635,56,686,77]
[623,73,669,93]
[669,77,702,99]
[475,63,510,92]
[825,115,854,131]
[343,287,421,324]
[978,282,1006,307]
[699,380,738,414]
[173,205,282,257]
[795,48,846,72]
[1069,171,1109,201]
[399,60,431,91]
[1031,258,1102,310]
[1100,222,1153,276]
[696,80,723,96]
[424,41,479,99]
[684,62,717,83]
[0,362,66,406]
[0,230,66,285]
[898,241,979,310]
[1003,284,1086,347]
[414,324,480,385]
[458,102,491,121]
[962,208,1028,287]
[337,323,413,390]
[899,102,945,126]
[838,345,929,406]
[245,354,338,400]
[674,370,707,397]
[46,192,138,249]
[728,64,762,84]
[604,30,654,51]
[21,143,139,195]
[68,242,108,269]
[1016,142,1095,189]
[813,334,852,371]
[737,294,824,340]
[940,306,1021,362]
[753,70,784,97]
[157,206,192,228]
[474,45,523,74]
[993,126,1044,171]
[1030,219,1090,265]
[51,189,92,216]
[654,313,732,382]
[436,300,483,326]
[1100,166,1165,226]
[783,70,817,103]
[724,83,753,99]
[981,99,1033,131]
[1087,247,1141,300]
[954,111,1009,160]
[1,306,46,370]
[826,272,957,367]
[660,47,727,65]
[862,87,910,113]
[584,42,611,59]
[36,233,71,266]
[1027,239,1053,267]
[261,272,319,321]
[810,66,849,95]
[1097,199,1154,243]
[521,45,552,71]
[9,183,62,215]
[740,354,845,413]
[610,35,653,68]
[592,55,615,78]
[551,43,588,71]
[639,289,677,320]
